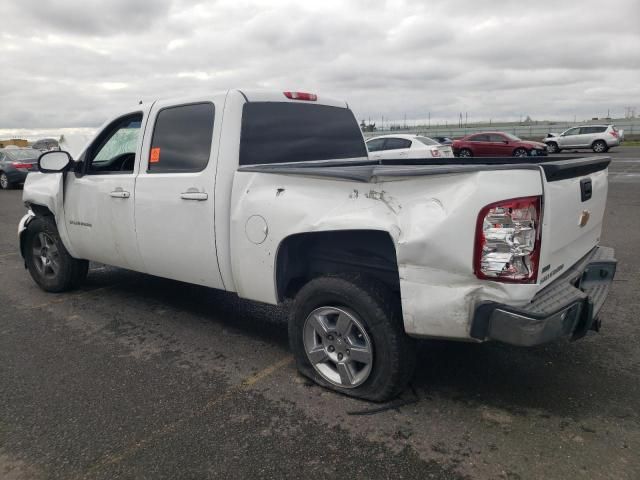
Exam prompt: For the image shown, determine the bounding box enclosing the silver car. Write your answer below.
[543,125,622,153]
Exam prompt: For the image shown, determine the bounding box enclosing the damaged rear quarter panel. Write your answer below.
[230,168,542,340]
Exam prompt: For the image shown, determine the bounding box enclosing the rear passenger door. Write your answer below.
[468,134,490,156]
[382,138,412,158]
[134,98,225,289]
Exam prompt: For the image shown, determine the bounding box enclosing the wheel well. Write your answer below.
[19,205,54,259]
[592,139,606,146]
[275,230,400,302]
[30,204,54,217]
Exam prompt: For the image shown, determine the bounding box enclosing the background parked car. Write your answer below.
[543,125,622,153]
[0,148,41,189]
[31,138,60,152]
[452,132,547,158]
[366,134,454,160]
[432,136,453,145]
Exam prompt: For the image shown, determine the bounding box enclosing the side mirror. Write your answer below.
[38,151,73,173]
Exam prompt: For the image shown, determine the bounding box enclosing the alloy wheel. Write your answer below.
[303,306,373,388]
[32,232,60,279]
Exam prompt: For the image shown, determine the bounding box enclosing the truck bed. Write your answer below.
[238,156,611,183]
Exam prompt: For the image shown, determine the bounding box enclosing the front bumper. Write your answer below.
[470,246,617,346]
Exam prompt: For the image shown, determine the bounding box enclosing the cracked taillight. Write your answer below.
[474,196,542,283]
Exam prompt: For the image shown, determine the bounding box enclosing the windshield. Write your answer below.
[503,133,521,141]
[415,136,439,146]
[5,149,41,160]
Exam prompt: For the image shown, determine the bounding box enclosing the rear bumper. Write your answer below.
[470,246,617,346]
[5,169,29,183]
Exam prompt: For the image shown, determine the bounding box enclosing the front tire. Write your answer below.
[546,142,560,154]
[0,172,13,190]
[592,140,608,153]
[513,148,528,157]
[24,216,89,292]
[289,275,416,402]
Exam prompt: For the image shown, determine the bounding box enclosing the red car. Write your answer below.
[452,132,548,158]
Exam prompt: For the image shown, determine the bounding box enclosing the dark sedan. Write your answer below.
[0,148,41,189]
[433,136,453,145]
[452,132,547,158]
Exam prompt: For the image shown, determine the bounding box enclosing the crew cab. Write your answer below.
[19,90,617,402]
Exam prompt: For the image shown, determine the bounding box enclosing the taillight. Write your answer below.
[12,162,32,169]
[430,148,441,157]
[610,131,619,138]
[474,196,542,283]
[283,91,317,101]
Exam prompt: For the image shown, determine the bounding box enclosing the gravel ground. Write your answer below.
[0,149,638,479]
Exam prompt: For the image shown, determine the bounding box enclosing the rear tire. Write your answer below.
[289,275,416,402]
[458,148,473,158]
[24,216,89,292]
[592,140,608,153]
[546,142,560,154]
[0,172,13,190]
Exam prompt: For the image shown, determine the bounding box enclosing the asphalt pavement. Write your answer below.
[1,148,639,479]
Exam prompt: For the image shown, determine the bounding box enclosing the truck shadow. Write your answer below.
[85,266,634,421]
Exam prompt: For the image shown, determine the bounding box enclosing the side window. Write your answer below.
[366,138,386,152]
[469,134,488,142]
[148,103,215,173]
[488,134,506,142]
[87,114,142,174]
[580,127,595,134]
[383,138,412,150]
[563,127,580,136]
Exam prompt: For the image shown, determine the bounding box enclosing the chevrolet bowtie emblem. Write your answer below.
[579,210,591,227]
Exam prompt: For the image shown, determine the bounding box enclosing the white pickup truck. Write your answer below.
[19,90,617,401]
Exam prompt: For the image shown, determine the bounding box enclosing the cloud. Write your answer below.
[0,0,638,132]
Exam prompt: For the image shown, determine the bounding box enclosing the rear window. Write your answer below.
[415,136,439,146]
[239,102,367,166]
[149,103,215,173]
[6,149,41,160]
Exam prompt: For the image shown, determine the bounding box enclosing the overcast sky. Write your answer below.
[1,0,639,135]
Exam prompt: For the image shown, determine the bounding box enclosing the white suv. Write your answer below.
[543,125,623,153]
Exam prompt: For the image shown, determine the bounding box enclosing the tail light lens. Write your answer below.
[430,148,441,157]
[12,162,33,169]
[474,196,542,283]
[610,130,619,138]
[283,91,317,101]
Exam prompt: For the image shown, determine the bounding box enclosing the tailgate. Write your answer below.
[537,158,610,288]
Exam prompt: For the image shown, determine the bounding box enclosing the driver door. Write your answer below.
[62,109,149,271]
[558,127,581,148]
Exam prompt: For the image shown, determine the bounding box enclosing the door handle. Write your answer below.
[180,192,208,201]
[109,190,130,198]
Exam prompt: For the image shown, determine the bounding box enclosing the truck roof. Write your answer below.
[237,89,349,109]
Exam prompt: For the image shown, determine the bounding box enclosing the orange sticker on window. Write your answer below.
[150,147,160,163]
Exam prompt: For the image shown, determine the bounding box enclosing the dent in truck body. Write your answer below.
[230,167,544,340]
[21,171,81,259]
